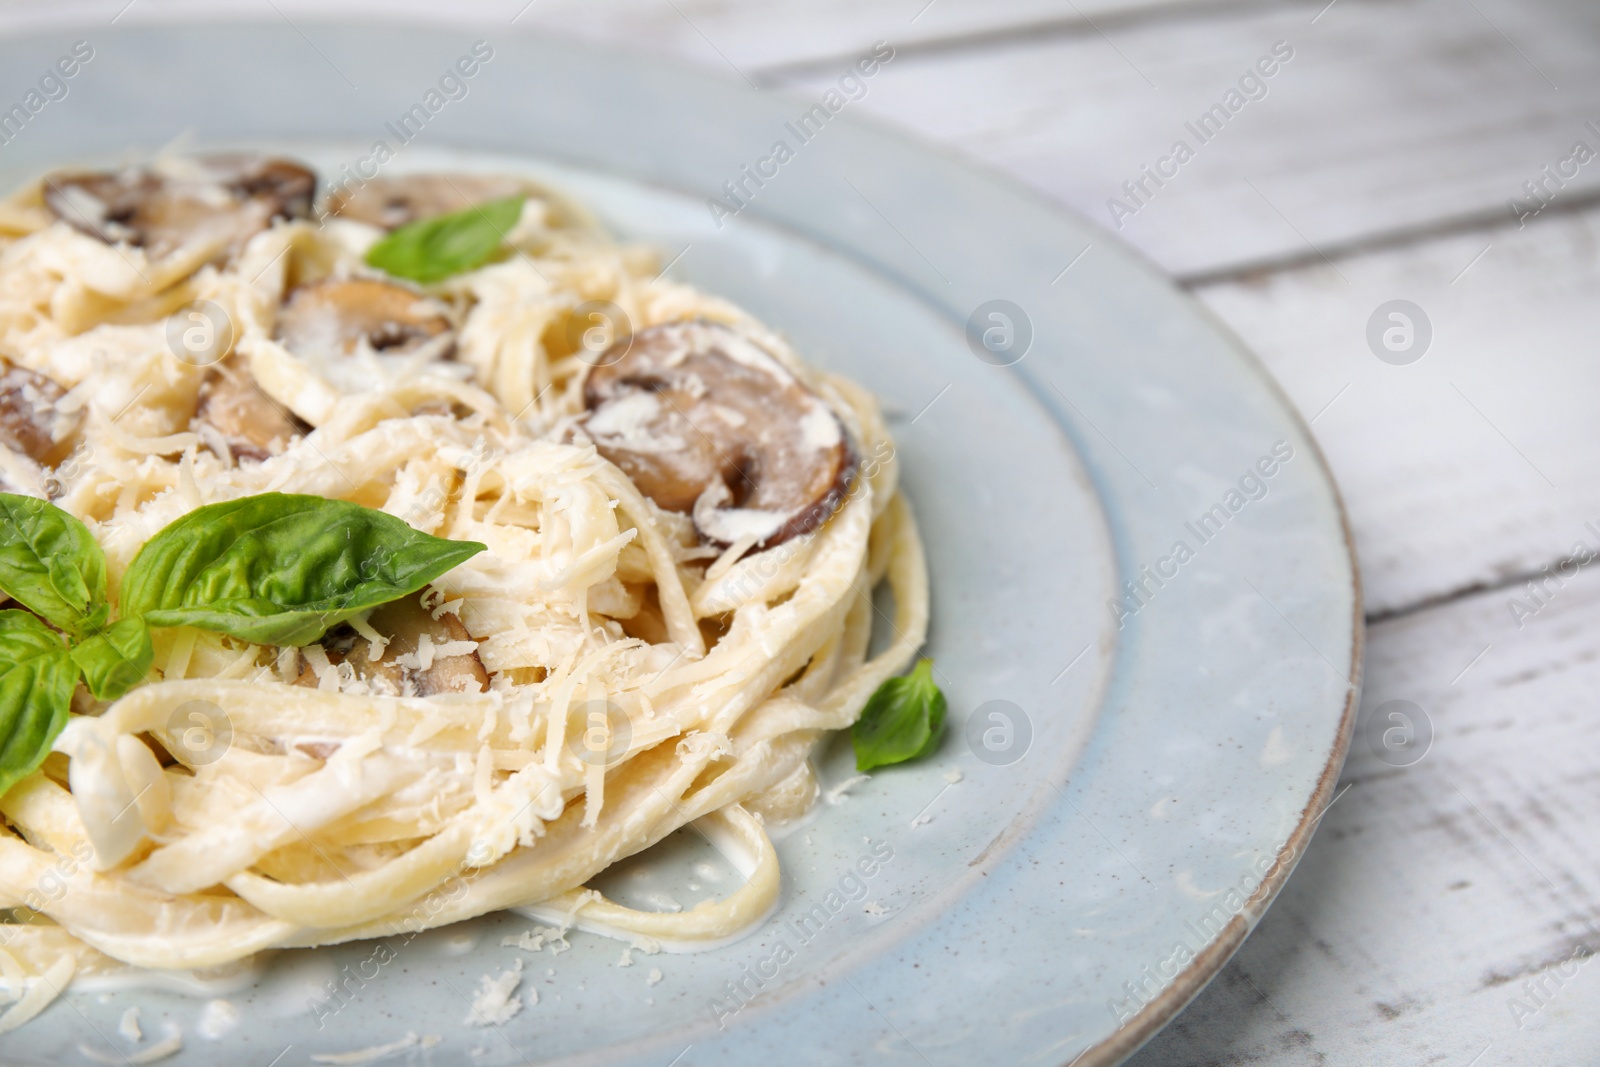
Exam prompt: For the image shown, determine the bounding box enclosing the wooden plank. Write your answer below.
[778,0,1600,278]
[513,0,1235,74]
[1128,556,1600,1067]
[1194,200,1600,617]
[14,0,1228,73]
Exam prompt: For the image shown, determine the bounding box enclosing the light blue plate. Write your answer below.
[0,19,1359,1067]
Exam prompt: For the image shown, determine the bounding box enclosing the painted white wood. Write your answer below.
[512,0,1232,74]
[2,0,1225,71]
[779,0,1600,278]
[1194,202,1600,617]
[1129,561,1600,1067]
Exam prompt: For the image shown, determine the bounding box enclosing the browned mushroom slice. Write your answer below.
[293,596,487,697]
[582,320,855,549]
[194,355,308,463]
[0,360,81,466]
[276,278,454,361]
[292,627,395,693]
[370,598,488,696]
[42,154,315,260]
[326,174,533,231]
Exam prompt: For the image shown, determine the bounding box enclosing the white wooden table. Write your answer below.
[22,0,1600,1061]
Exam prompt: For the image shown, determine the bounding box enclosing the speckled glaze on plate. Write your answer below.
[0,18,1359,1066]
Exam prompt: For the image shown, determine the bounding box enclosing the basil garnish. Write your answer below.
[0,493,109,637]
[120,493,486,647]
[852,658,947,772]
[70,617,154,702]
[0,491,484,800]
[0,610,77,797]
[0,493,154,779]
[364,196,525,284]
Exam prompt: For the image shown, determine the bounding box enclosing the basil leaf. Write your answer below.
[70,617,153,702]
[120,493,486,647]
[852,658,947,772]
[0,493,109,637]
[364,196,525,284]
[0,610,78,798]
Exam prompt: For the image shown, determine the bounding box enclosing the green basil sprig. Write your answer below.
[120,493,486,647]
[0,493,151,796]
[364,196,525,284]
[71,617,155,702]
[0,493,110,638]
[852,658,947,772]
[0,493,151,703]
[0,491,484,800]
[0,611,78,797]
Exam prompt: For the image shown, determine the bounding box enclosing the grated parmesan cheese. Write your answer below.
[502,922,573,956]
[394,633,476,671]
[464,960,524,1026]
[675,731,733,762]
[429,596,466,620]
[825,775,870,804]
[196,997,239,1039]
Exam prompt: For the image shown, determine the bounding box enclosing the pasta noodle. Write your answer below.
[0,157,928,1014]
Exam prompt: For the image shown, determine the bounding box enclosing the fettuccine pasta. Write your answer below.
[0,156,928,1026]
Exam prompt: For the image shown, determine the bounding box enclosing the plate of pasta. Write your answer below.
[0,17,1360,1067]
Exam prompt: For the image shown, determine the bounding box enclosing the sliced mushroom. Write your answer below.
[581,320,855,549]
[373,599,489,696]
[326,174,531,231]
[276,278,454,362]
[0,359,81,466]
[42,154,315,261]
[194,355,308,463]
[326,173,590,233]
[294,596,488,697]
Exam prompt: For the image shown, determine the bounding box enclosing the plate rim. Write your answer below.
[1077,339,1366,1065]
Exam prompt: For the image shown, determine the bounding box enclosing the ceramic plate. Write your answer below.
[0,17,1359,1067]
